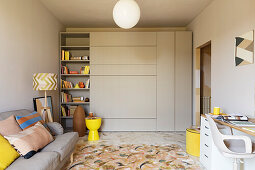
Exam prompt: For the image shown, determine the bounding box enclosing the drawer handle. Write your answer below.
[204,154,208,158]
[205,118,208,122]
[205,144,209,147]
[205,126,209,129]
[205,133,209,136]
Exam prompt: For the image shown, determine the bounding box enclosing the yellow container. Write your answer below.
[186,128,200,157]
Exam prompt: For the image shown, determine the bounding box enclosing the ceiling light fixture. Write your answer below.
[113,0,140,29]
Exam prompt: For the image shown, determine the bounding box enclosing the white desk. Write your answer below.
[200,115,255,170]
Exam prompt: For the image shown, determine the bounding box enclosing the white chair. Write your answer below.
[206,115,255,170]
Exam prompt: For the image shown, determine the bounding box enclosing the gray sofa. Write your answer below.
[0,109,79,170]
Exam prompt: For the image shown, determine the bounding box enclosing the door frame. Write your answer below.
[195,41,211,126]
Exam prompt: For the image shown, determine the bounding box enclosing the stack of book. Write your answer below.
[72,97,85,103]
[61,106,78,117]
[61,66,69,74]
[80,66,90,74]
[61,79,73,88]
[61,50,71,60]
[61,92,72,103]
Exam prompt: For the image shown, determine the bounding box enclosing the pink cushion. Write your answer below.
[0,115,22,136]
[4,122,54,159]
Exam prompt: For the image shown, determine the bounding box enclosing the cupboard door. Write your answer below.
[90,32,156,46]
[156,32,175,131]
[175,31,192,131]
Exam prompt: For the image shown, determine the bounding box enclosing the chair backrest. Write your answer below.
[206,115,230,153]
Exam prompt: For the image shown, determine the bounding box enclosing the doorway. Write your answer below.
[200,43,211,115]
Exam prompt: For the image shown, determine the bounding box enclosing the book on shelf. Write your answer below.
[61,92,72,103]
[61,106,67,117]
[64,51,70,60]
[61,66,69,74]
[61,50,65,60]
[61,79,74,88]
[69,106,77,116]
[85,79,90,89]
[80,66,90,74]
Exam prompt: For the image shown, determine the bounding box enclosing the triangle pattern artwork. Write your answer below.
[235,30,254,66]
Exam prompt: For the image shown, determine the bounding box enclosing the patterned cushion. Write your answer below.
[0,135,20,169]
[4,122,54,159]
[15,112,50,132]
[0,115,22,136]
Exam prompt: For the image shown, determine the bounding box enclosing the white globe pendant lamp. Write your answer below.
[113,0,140,29]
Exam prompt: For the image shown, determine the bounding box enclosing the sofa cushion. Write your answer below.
[16,112,50,132]
[0,135,20,170]
[0,115,22,136]
[5,122,54,159]
[42,132,78,161]
[6,152,60,170]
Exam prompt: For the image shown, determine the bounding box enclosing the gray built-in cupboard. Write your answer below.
[60,31,192,131]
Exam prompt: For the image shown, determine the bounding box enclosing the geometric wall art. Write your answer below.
[235,30,254,66]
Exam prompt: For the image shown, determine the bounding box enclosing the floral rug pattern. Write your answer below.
[67,143,200,170]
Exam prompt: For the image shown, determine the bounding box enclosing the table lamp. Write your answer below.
[33,73,57,122]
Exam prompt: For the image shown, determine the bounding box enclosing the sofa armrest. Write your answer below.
[46,122,64,135]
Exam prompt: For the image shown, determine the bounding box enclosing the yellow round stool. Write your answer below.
[186,128,200,157]
[85,117,101,141]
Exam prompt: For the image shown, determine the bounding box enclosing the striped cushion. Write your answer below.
[4,122,53,159]
[15,112,50,132]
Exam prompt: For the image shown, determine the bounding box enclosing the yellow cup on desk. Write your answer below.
[213,107,221,115]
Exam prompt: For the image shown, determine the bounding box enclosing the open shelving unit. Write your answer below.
[59,32,90,132]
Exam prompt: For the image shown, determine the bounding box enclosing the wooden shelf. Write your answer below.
[61,74,90,76]
[61,116,73,119]
[61,46,90,50]
[61,102,90,105]
[61,88,90,91]
[61,60,90,63]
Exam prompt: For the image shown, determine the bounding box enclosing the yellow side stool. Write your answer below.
[186,128,200,157]
[85,117,101,141]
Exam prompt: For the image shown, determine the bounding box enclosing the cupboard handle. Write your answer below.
[205,126,209,129]
[205,144,209,147]
[205,133,209,136]
[205,118,208,121]
[204,154,208,158]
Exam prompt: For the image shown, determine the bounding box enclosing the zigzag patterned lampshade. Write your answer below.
[33,73,57,91]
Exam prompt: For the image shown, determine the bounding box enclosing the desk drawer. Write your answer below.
[200,152,211,169]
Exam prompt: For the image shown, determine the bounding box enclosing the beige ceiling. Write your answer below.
[40,0,213,28]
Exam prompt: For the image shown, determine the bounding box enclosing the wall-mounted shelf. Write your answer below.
[61,102,90,105]
[61,60,90,63]
[61,74,90,77]
[61,116,73,119]
[61,46,90,50]
[61,88,90,91]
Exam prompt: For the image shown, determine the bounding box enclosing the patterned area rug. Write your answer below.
[67,142,200,170]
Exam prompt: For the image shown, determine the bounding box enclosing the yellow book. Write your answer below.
[65,51,70,60]
[61,50,65,60]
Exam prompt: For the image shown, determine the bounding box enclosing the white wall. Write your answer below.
[0,0,64,121]
[188,0,255,119]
